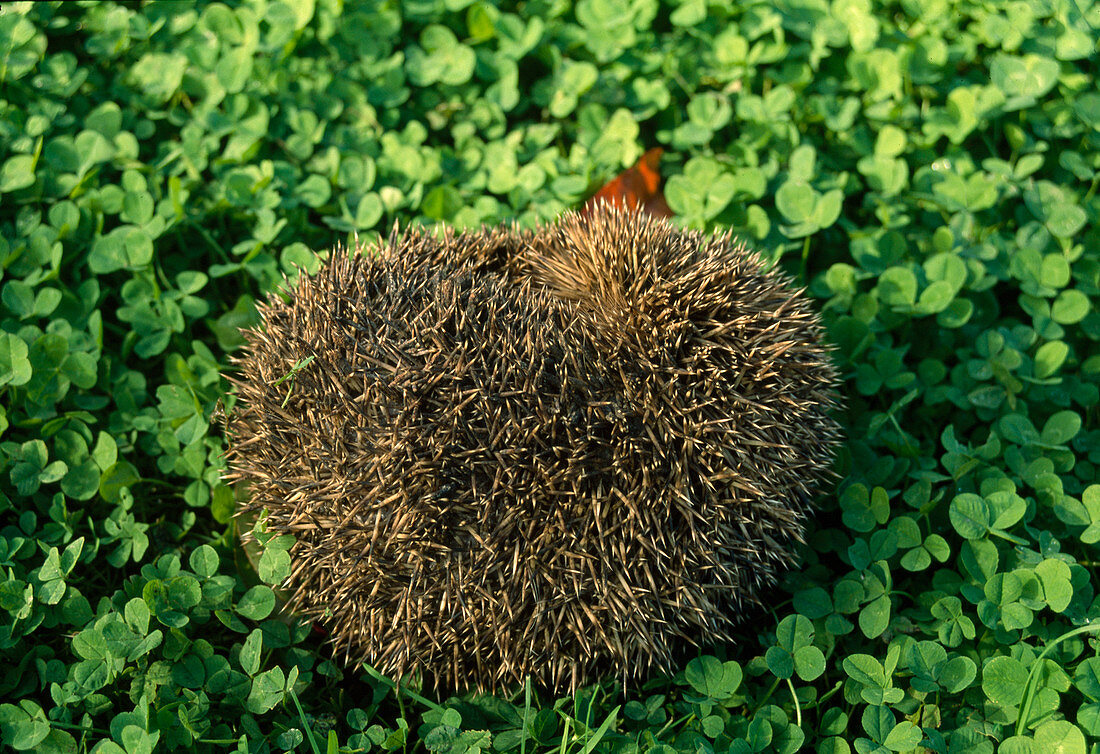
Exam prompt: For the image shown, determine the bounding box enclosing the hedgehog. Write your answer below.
[223,205,842,692]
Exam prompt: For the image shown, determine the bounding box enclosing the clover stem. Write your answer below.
[653,712,694,739]
[361,663,444,713]
[1015,621,1100,736]
[786,677,803,729]
[752,676,782,715]
[521,676,533,754]
[1084,174,1099,203]
[288,688,321,754]
[46,720,111,735]
[181,217,232,263]
[802,680,843,710]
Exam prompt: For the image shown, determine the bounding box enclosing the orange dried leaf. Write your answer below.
[584,147,673,218]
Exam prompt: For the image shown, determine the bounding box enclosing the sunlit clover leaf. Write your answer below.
[862,705,921,753]
[665,158,736,225]
[114,726,161,754]
[575,0,637,61]
[0,154,36,193]
[931,596,976,647]
[1044,203,1087,239]
[0,333,32,387]
[986,490,1026,532]
[587,108,641,168]
[143,574,201,628]
[114,621,160,665]
[670,0,706,27]
[1033,721,1087,754]
[981,572,1032,631]
[85,101,121,139]
[353,194,384,231]
[71,130,113,177]
[882,722,922,752]
[1038,253,1072,290]
[914,281,955,314]
[671,93,731,147]
[924,87,979,144]
[237,585,276,621]
[406,25,475,87]
[37,546,68,605]
[1040,410,1081,447]
[495,15,544,60]
[121,188,155,226]
[484,56,520,111]
[937,656,977,694]
[982,655,1028,708]
[239,625,262,673]
[1074,658,1100,702]
[775,179,818,236]
[548,60,598,118]
[932,172,998,213]
[773,613,826,681]
[281,243,325,279]
[1034,340,1068,378]
[813,189,843,227]
[465,2,497,40]
[1081,486,1100,544]
[858,154,908,196]
[843,654,902,706]
[99,461,140,503]
[88,226,154,274]
[833,0,880,51]
[873,125,906,157]
[1055,493,1093,530]
[1051,290,1089,325]
[127,52,187,104]
[1035,559,1073,613]
[62,459,100,501]
[422,185,463,222]
[0,12,48,82]
[62,351,97,390]
[211,295,261,352]
[246,667,288,714]
[990,53,1060,104]
[295,174,331,208]
[999,414,1040,446]
[0,699,53,751]
[258,545,291,585]
[684,655,742,699]
[848,48,903,101]
[859,594,891,639]
[1074,92,1100,131]
[48,201,81,239]
[875,267,917,309]
[4,280,41,319]
[10,439,66,496]
[1024,181,1087,239]
[189,544,220,580]
[1081,706,1100,741]
[276,0,315,30]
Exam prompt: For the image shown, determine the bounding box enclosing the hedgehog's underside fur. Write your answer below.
[225,206,842,692]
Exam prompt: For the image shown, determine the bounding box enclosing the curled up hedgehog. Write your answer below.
[224,205,842,692]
